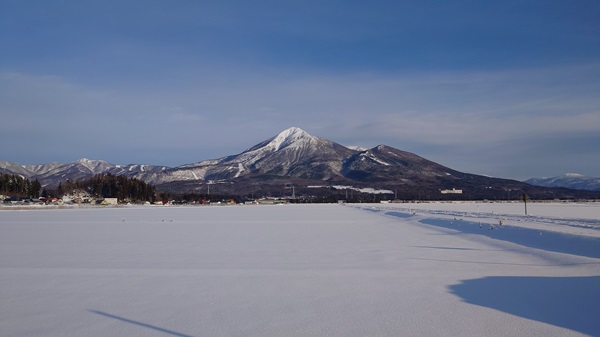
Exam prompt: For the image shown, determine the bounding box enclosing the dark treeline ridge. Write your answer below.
[0,172,41,198]
[55,173,157,202]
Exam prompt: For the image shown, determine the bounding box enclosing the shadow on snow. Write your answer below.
[89,310,194,337]
[387,212,600,259]
[449,276,600,336]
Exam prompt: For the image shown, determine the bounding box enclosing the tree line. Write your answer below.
[0,173,41,198]
[55,173,157,202]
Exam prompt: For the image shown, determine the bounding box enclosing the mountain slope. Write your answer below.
[526,174,600,192]
[0,160,32,177]
[142,128,593,199]
[138,127,358,185]
[342,145,460,183]
[225,127,356,179]
[4,158,168,188]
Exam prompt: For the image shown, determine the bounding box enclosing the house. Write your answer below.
[257,198,288,205]
[3,196,37,204]
[441,188,463,194]
[97,198,118,205]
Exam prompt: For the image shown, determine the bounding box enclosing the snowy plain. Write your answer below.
[1,202,599,336]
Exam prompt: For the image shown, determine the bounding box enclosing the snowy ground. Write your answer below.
[1,203,599,336]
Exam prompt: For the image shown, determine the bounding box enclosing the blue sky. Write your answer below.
[1,0,599,180]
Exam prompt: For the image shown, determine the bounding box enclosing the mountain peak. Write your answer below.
[281,126,306,135]
[268,127,316,151]
[277,126,311,139]
[75,158,94,164]
[74,158,111,173]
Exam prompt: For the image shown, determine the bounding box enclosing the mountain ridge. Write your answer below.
[526,174,600,192]
[2,127,598,199]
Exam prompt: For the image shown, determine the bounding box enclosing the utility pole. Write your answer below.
[522,193,528,215]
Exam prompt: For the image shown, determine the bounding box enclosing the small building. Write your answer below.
[441,188,463,194]
[257,198,288,205]
[98,198,118,205]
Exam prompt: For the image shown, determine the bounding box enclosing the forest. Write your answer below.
[1,172,156,203]
[55,173,157,202]
[0,173,41,198]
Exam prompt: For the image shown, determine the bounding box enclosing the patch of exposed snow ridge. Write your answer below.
[231,127,320,167]
[234,163,244,178]
[346,145,367,151]
[76,158,107,173]
[365,154,390,166]
[76,158,95,171]
[267,127,316,151]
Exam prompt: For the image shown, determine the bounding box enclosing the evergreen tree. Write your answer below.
[29,180,41,198]
[0,173,41,197]
[55,173,157,202]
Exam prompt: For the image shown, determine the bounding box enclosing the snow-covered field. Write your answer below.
[1,203,599,336]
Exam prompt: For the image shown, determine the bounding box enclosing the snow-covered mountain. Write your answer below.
[134,127,582,199]
[0,158,168,188]
[0,160,32,177]
[2,127,599,199]
[223,126,354,176]
[132,127,356,186]
[342,145,464,183]
[24,158,115,178]
[525,173,600,192]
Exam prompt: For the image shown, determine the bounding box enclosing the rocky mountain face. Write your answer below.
[0,158,167,189]
[0,160,31,176]
[526,174,600,192]
[2,127,598,199]
[143,127,357,184]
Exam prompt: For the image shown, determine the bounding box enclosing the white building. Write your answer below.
[441,188,463,194]
[99,198,118,205]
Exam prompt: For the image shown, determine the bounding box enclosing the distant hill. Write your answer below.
[2,127,599,200]
[525,174,600,192]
